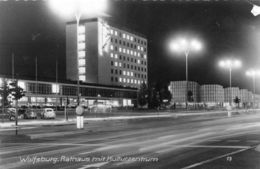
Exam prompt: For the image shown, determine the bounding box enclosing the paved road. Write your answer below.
[0,112,260,169]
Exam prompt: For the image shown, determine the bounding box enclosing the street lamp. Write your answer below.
[251,4,260,16]
[246,69,260,107]
[49,0,107,105]
[218,59,242,105]
[169,36,203,108]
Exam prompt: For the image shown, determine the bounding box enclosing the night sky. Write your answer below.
[0,0,260,93]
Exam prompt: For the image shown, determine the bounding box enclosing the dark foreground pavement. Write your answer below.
[0,111,260,169]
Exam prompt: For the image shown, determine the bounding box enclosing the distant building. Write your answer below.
[168,81,200,103]
[66,18,148,88]
[200,84,224,104]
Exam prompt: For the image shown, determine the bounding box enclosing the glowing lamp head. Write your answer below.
[246,69,260,77]
[49,0,107,17]
[233,60,241,67]
[169,36,203,54]
[219,59,241,69]
[190,39,202,51]
[251,5,260,16]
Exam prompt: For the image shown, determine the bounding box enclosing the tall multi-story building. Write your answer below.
[168,81,200,103]
[66,18,148,88]
[200,84,224,104]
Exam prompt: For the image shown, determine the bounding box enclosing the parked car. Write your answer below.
[40,108,56,119]
[88,102,112,113]
[7,108,37,120]
[23,109,37,119]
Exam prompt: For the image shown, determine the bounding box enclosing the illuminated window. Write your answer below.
[144,54,147,59]
[138,53,140,57]
[115,54,118,59]
[119,62,122,67]
[137,60,140,64]
[78,51,85,58]
[123,33,126,38]
[110,29,114,34]
[123,78,126,83]
[0,78,3,87]
[119,77,122,82]
[127,35,130,40]
[137,46,140,50]
[18,81,26,91]
[141,47,144,51]
[115,62,118,67]
[130,50,133,55]
[127,49,129,54]
[134,52,137,56]
[138,80,140,84]
[78,43,85,50]
[78,59,85,66]
[79,75,86,81]
[123,71,126,75]
[131,79,133,83]
[134,80,137,84]
[79,67,85,74]
[123,48,126,53]
[131,72,134,76]
[52,84,59,93]
[78,34,85,42]
[127,79,130,83]
[127,71,130,76]
[130,36,133,41]
[78,25,85,34]
[119,47,122,52]
[115,31,118,36]
[110,45,114,50]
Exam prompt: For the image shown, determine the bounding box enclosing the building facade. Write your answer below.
[168,81,200,103]
[66,18,148,88]
[200,84,224,104]
[224,87,240,103]
[0,77,137,107]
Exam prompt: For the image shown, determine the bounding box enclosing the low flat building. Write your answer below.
[200,84,224,106]
[0,76,137,107]
[168,81,200,103]
[224,87,240,104]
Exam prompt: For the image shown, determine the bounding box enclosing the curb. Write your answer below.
[0,109,259,129]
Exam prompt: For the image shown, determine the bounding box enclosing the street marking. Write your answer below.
[227,140,240,143]
[78,162,109,169]
[79,151,95,155]
[180,147,252,169]
[156,145,251,154]
[247,140,259,143]
[207,139,221,142]
[0,126,37,131]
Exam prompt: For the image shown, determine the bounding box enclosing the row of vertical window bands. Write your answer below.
[110,29,147,46]
[110,46,147,59]
[111,76,145,85]
[110,53,147,65]
[111,69,147,79]
[110,38,147,52]
[110,61,147,73]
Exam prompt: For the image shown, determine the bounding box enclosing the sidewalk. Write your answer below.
[0,109,258,129]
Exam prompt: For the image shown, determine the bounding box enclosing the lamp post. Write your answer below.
[169,36,203,108]
[49,0,107,106]
[219,59,241,105]
[246,69,260,107]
